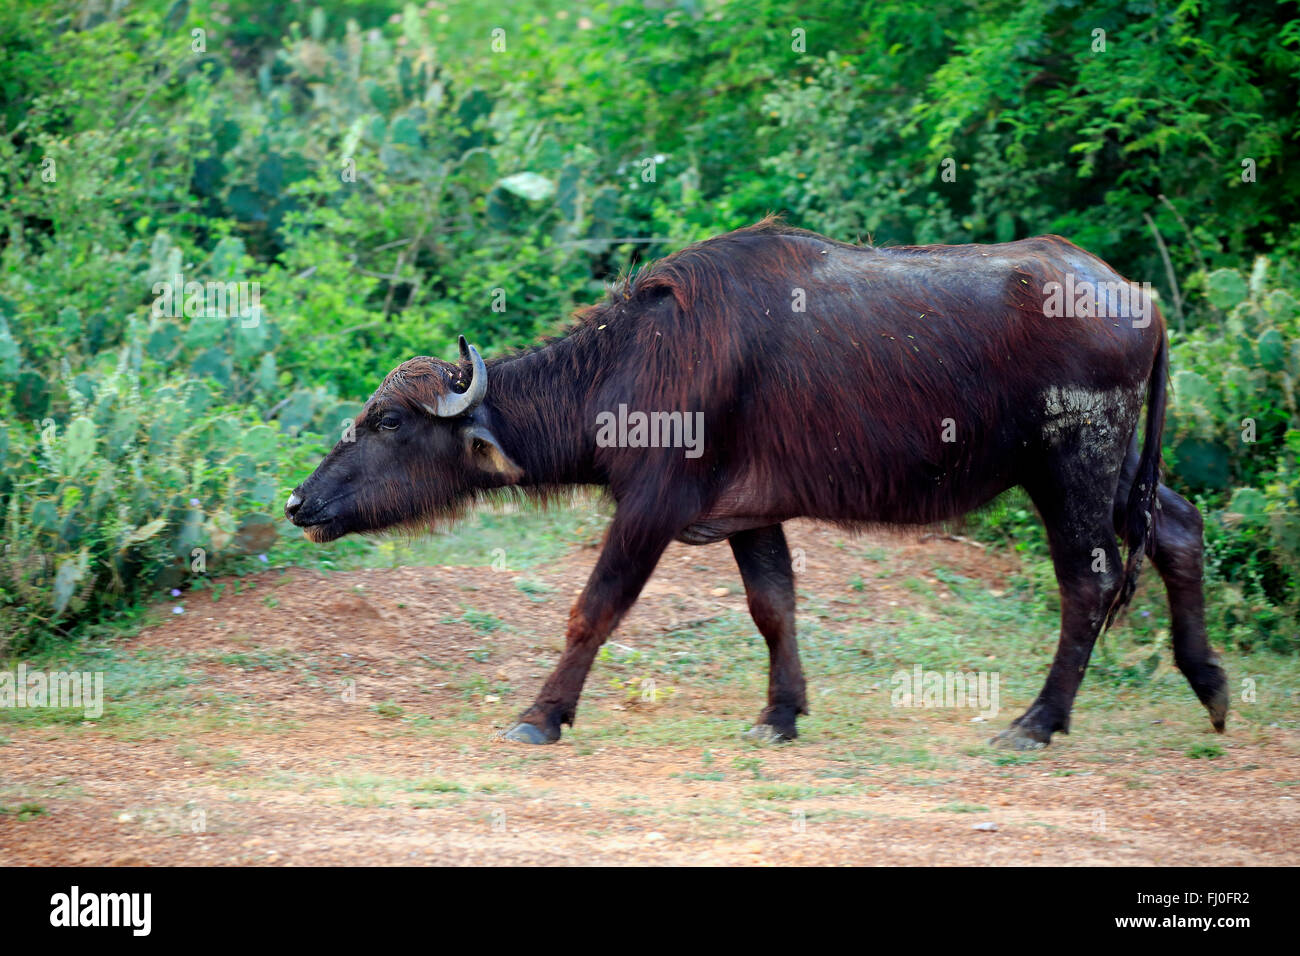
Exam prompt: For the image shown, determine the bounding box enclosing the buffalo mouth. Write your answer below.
[300,519,345,543]
[287,494,351,542]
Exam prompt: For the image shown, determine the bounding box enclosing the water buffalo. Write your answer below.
[286,218,1228,748]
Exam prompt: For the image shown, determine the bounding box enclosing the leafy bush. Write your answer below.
[1165,258,1300,651]
[0,350,286,645]
[1,0,1298,653]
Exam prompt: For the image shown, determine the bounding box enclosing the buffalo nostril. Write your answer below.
[285,492,303,519]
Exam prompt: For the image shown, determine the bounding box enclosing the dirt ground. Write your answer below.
[1,520,1297,865]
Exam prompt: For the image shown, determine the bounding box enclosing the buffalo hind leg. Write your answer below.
[1112,438,1229,730]
[730,524,807,742]
[1149,486,1228,729]
[994,482,1122,749]
[502,500,685,744]
[1111,477,1229,731]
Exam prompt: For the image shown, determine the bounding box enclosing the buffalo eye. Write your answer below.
[378,415,401,431]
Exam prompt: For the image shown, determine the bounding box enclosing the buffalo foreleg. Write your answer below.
[502,501,682,744]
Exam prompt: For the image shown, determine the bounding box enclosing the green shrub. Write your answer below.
[1166,258,1300,650]
[0,358,286,647]
[1,0,1298,654]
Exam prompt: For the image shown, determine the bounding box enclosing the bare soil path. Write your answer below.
[2,521,1296,865]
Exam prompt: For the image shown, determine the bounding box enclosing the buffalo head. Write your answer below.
[285,336,522,542]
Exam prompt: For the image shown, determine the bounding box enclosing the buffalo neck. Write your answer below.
[482,330,603,488]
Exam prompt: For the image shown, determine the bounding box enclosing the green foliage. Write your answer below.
[0,339,289,644]
[1,0,1298,651]
[1166,258,1300,650]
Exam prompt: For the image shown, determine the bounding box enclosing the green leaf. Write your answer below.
[240,424,278,459]
[456,147,497,193]
[1258,329,1285,372]
[256,154,284,194]
[191,347,233,387]
[124,518,168,546]
[226,185,264,222]
[366,80,392,113]
[255,353,277,392]
[276,390,319,434]
[145,322,183,362]
[52,551,89,615]
[391,114,422,147]
[1205,269,1247,310]
[61,417,96,479]
[0,317,20,381]
[1171,437,1231,490]
[497,172,555,201]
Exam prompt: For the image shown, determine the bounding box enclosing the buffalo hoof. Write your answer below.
[990,725,1050,751]
[500,722,558,745]
[743,723,795,745]
[1183,656,1229,732]
[1206,683,1229,734]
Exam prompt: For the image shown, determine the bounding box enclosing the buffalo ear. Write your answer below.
[463,423,523,483]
